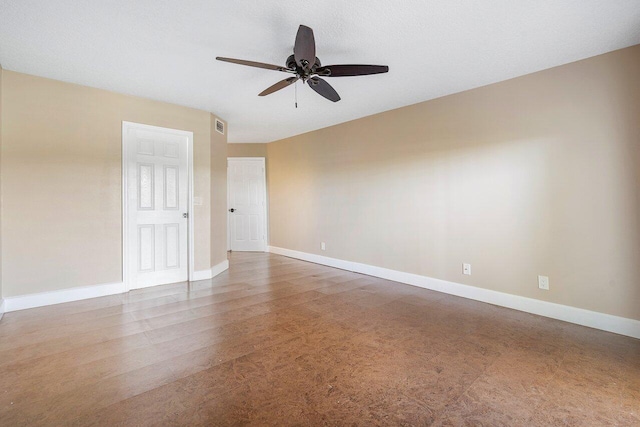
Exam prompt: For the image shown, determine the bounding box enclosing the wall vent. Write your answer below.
[215,118,225,135]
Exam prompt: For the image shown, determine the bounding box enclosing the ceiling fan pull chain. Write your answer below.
[295,80,298,108]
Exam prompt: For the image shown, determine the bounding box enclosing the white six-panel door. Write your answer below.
[123,122,191,289]
[228,158,267,252]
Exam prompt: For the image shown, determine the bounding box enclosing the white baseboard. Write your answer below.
[3,282,126,313]
[211,259,230,278]
[192,270,211,281]
[192,259,230,282]
[267,246,640,340]
[0,259,231,315]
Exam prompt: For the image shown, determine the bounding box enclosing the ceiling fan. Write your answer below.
[216,25,389,103]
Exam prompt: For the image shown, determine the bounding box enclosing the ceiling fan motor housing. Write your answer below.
[286,54,321,75]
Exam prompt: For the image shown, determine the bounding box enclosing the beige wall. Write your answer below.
[1,71,227,298]
[211,117,228,267]
[268,45,640,320]
[0,64,3,306]
[227,143,267,158]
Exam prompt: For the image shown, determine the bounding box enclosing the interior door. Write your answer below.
[124,122,190,289]
[228,158,267,252]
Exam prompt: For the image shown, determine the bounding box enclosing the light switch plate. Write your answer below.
[193,197,203,206]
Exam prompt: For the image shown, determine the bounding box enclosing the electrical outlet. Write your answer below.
[321,242,326,251]
[463,263,471,275]
[538,275,549,290]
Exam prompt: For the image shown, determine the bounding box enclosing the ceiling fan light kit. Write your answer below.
[217,25,389,103]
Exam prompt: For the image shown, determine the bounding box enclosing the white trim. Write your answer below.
[192,259,230,282]
[0,258,229,314]
[227,157,268,252]
[188,131,195,283]
[122,121,195,292]
[2,282,126,313]
[267,246,640,340]
[227,160,230,251]
[211,259,230,278]
[122,123,127,289]
[192,270,211,282]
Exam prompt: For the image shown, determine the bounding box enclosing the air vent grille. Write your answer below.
[215,119,225,134]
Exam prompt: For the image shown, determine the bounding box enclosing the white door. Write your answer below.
[228,158,267,252]
[123,122,191,289]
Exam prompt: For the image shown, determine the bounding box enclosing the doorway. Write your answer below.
[227,157,268,252]
[122,122,194,290]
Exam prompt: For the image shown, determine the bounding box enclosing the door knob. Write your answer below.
[229,208,235,213]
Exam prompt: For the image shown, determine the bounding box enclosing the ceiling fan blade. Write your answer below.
[216,57,291,72]
[316,64,389,77]
[259,76,299,96]
[307,77,340,102]
[294,25,316,70]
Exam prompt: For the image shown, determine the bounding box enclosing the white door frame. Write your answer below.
[122,121,195,291]
[227,157,268,251]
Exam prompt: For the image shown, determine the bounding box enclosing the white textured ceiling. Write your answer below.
[1,1,639,143]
